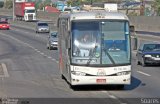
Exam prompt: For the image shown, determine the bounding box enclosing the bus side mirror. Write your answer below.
[130,25,138,50]
[130,25,135,33]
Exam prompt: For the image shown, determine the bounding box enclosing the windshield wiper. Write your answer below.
[103,48,116,65]
[86,46,98,65]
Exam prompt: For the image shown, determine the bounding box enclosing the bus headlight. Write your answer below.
[116,71,130,76]
[72,71,86,76]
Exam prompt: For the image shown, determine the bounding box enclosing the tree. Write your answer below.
[153,0,160,16]
[66,0,124,6]
[37,0,52,10]
[67,0,82,6]
[0,1,4,8]
[4,0,12,9]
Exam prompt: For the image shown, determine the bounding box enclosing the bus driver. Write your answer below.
[73,33,96,57]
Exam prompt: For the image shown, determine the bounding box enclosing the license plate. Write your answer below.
[96,79,106,83]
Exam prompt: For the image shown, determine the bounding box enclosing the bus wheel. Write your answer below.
[117,85,124,90]
[70,85,79,90]
[61,74,65,79]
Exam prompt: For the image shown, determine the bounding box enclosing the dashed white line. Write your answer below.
[137,71,151,76]
[40,52,44,55]
[47,56,52,59]
[109,94,118,99]
[51,58,55,61]
[1,63,9,77]
[101,91,126,104]
[37,50,41,53]
[43,54,48,57]
[101,91,118,99]
[0,32,58,63]
[34,48,38,51]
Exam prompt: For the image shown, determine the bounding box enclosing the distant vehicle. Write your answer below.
[15,2,36,21]
[0,21,10,30]
[63,7,80,13]
[63,7,72,13]
[137,42,160,66]
[0,18,8,22]
[55,1,67,11]
[47,31,58,50]
[35,22,50,33]
[45,6,60,13]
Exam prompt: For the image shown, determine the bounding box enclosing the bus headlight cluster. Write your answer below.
[116,71,130,76]
[72,71,86,76]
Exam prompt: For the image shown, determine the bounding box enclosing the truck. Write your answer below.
[15,2,36,21]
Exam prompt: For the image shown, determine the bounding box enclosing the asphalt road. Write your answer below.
[0,22,160,104]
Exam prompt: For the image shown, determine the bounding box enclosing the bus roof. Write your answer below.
[59,11,129,21]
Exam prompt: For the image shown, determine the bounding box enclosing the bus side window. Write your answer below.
[66,31,71,49]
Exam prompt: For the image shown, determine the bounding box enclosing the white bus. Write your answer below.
[57,11,131,88]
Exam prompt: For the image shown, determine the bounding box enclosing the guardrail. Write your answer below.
[129,16,160,33]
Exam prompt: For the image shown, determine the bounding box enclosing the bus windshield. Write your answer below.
[71,20,130,66]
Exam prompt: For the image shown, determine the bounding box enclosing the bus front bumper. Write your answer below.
[70,74,131,85]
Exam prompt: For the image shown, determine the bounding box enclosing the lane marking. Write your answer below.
[109,94,118,99]
[40,52,44,55]
[34,48,38,51]
[101,91,126,104]
[51,59,55,61]
[11,27,47,41]
[101,91,118,99]
[1,63,9,77]
[137,71,151,76]
[43,54,48,57]
[0,32,58,63]
[47,56,52,59]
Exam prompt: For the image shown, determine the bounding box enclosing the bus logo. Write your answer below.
[97,69,106,76]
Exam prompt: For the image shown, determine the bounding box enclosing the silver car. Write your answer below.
[47,31,58,50]
[36,22,50,33]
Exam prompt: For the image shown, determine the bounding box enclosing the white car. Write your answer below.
[36,22,50,33]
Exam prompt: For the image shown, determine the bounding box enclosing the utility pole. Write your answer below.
[3,0,6,8]
[140,0,145,15]
[13,0,15,21]
[90,0,92,5]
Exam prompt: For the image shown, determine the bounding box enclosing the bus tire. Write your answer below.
[70,85,78,90]
[117,85,124,89]
[137,60,140,65]
[61,74,65,79]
